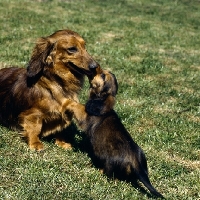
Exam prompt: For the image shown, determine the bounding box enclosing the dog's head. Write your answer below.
[85,66,118,116]
[27,29,98,79]
[89,66,118,99]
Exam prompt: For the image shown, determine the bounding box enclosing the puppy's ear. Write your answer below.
[111,73,118,96]
[103,73,118,96]
[27,37,54,78]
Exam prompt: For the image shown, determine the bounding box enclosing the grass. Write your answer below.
[0,0,199,199]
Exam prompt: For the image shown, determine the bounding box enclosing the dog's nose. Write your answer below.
[89,61,98,69]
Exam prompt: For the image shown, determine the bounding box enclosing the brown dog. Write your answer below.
[65,67,163,198]
[0,29,98,151]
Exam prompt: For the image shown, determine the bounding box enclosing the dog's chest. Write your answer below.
[34,77,80,136]
[35,91,75,137]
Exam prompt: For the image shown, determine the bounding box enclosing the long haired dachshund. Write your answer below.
[0,29,98,151]
[65,67,163,198]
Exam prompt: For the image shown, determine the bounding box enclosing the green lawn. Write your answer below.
[0,0,199,199]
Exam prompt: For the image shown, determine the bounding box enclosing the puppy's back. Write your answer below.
[87,110,163,198]
[87,110,139,160]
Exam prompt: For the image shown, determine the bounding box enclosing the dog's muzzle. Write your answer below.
[89,61,98,69]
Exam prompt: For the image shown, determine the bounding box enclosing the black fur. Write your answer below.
[86,99,106,116]
[67,68,164,198]
[84,106,164,198]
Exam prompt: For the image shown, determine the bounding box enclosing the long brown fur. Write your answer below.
[0,29,98,151]
[65,66,163,198]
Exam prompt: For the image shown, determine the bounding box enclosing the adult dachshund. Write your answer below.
[0,29,98,151]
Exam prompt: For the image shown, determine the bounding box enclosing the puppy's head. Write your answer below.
[27,29,98,78]
[89,66,118,99]
[85,67,118,116]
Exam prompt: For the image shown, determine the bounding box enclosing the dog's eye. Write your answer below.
[67,47,78,53]
[101,73,105,81]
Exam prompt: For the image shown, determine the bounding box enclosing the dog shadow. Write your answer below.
[44,123,162,199]
[43,122,81,148]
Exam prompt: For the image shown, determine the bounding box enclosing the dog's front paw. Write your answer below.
[55,140,72,150]
[29,141,44,151]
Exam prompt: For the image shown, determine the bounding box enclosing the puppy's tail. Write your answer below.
[137,169,164,198]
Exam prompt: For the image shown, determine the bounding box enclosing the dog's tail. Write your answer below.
[137,168,164,198]
[129,152,164,198]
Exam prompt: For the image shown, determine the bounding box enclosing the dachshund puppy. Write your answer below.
[65,67,163,198]
[0,29,98,151]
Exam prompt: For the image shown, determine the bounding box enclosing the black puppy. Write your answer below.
[65,67,163,198]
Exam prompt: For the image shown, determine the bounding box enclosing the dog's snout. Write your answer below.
[89,61,98,69]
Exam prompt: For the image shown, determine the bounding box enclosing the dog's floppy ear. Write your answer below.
[27,37,54,78]
[104,72,118,96]
[111,73,118,96]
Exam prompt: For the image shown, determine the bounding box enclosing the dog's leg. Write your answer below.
[63,100,88,131]
[53,105,74,150]
[103,161,115,178]
[55,100,87,149]
[19,109,44,151]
